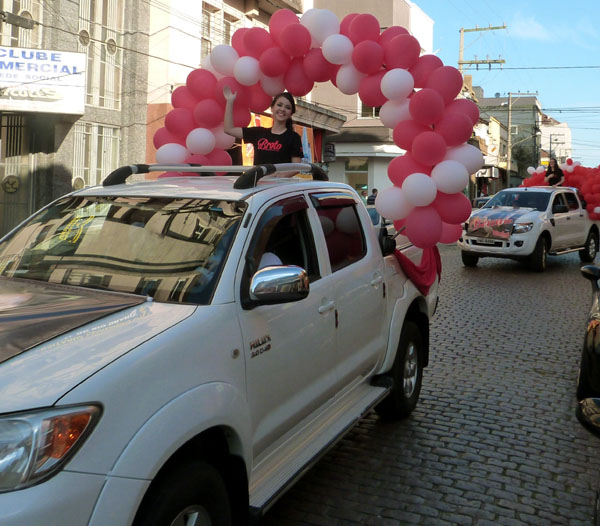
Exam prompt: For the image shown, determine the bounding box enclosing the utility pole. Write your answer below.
[458,24,507,73]
[548,133,564,161]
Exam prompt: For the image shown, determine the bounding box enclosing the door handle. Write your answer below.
[566,217,571,220]
[318,300,335,314]
[371,275,383,286]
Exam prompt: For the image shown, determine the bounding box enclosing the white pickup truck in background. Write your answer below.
[458,186,599,272]
[0,163,438,526]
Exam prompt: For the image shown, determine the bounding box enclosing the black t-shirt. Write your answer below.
[547,170,563,185]
[242,126,303,165]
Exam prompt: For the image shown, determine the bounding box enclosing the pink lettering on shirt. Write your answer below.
[257,138,283,151]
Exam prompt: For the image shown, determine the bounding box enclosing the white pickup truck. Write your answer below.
[458,186,599,271]
[0,163,438,526]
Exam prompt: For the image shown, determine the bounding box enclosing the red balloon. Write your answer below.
[269,9,299,45]
[186,69,218,100]
[259,46,291,77]
[358,71,387,107]
[303,48,336,82]
[409,54,443,88]
[388,154,431,186]
[393,120,431,150]
[340,13,359,37]
[193,98,224,128]
[284,58,313,96]
[409,88,445,125]
[248,83,272,113]
[431,191,471,224]
[243,27,274,59]
[232,102,251,127]
[352,40,384,74]
[348,14,380,43]
[439,222,463,244]
[393,218,406,232]
[445,98,479,126]
[153,127,185,149]
[172,86,199,110]
[185,153,210,165]
[279,24,311,58]
[206,149,233,175]
[434,111,473,147]
[411,131,447,166]
[164,108,196,138]
[405,206,442,248]
[231,28,250,56]
[379,26,409,47]
[425,65,464,104]
[383,34,420,69]
[215,77,249,107]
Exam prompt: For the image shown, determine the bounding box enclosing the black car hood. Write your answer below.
[0,277,146,363]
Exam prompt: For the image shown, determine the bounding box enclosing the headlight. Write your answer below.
[0,404,101,492]
[513,222,533,234]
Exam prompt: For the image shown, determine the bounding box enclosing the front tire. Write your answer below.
[375,321,423,420]
[133,460,232,526]
[579,230,598,262]
[528,236,548,272]
[461,251,479,267]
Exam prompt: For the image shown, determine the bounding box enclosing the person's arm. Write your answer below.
[557,175,565,186]
[223,86,243,140]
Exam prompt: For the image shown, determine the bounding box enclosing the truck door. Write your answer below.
[550,193,571,249]
[563,191,587,246]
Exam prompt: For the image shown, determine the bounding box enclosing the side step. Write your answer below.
[248,382,390,516]
[550,246,584,256]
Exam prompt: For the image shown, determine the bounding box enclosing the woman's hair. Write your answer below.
[546,158,563,175]
[271,92,296,130]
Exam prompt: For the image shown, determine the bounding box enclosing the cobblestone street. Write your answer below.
[260,244,600,525]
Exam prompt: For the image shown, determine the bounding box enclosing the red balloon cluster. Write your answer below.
[152,9,481,247]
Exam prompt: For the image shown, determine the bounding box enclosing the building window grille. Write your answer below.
[360,104,380,118]
[73,122,120,188]
[0,0,42,48]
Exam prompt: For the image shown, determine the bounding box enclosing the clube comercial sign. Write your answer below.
[0,46,86,115]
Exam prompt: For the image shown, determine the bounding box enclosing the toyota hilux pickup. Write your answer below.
[457,186,599,272]
[0,163,439,526]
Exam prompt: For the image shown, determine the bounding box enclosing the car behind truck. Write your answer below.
[0,164,439,525]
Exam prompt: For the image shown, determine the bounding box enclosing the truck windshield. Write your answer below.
[483,191,549,212]
[0,195,245,305]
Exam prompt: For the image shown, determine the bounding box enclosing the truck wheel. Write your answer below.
[579,231,598,262]
[375,321,423,420]
[461,251,479,267]
[528,236,547,272]
[133,459,232,526]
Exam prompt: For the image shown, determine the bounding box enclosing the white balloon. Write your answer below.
[380,69,414,101]
[566,165,574,173]
[594,207,600,214]
[211,124,236,150]
[210,45,239,76]
[156,143,188,164]
[319,215,335,236]
[302,9,340,46]
[322,34,353,65]
[402,172,438,207]
[186,128,216,155]
[431,160,469,194]
[300,8,319,27]
[379,99,411,129]
[201,55,222,78]
[233,56,260,86]
[375,186,414,221]
[444,144,484,175]
[336,63,365,95]
[336,206,360,234]
[536,165,546,174]
[260,73,285,96]
[526,166,536,175]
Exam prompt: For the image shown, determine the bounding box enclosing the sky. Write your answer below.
[416,0,600,167]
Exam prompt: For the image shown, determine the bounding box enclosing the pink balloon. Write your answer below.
[280,24,311,58]
[405,206,442,248]
[352,40,384,74]
[153,127,185,148]
[383,34,420,69]
[284,58,314,96]
[411,131,447,166]
[185,153,210,165]
[409,54,443,88]
[388,153,431,186]
[269,9,299,45]
[172,86,199,110]
[231,28,250,56]
[431,191,471,224]
[303,48,335,82]
[206,149,233,175]
[248,83,272,113]
[409,88,445,125]
[232,102,251,127]
[193,98,224,128]
[439,222,463,244]
[393,120,431,150]
[164,108,196,138]
[186,69,218,100]
[358,71,387,107]
[445,98,480,126]
[393,218,406,232]
[340,13,359,37]
[215,77,249,107]
[243,28,274,59]
[425,66,464,104]
[379,26,409,47]
[348,14,380,43]
[434,111,473,147]
[259,46,291,78]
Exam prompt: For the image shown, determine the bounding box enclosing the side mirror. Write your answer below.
[249,266,309,305]
[581,264,600,292]
[379,229,396,256]
[576,398,600,438]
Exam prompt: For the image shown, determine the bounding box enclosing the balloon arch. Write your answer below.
[152,9,484,248]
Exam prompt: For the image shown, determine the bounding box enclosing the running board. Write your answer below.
[550,246,584,256]
[248,383,389,516]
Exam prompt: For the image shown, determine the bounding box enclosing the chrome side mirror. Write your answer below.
[250,266,309,305]
[576,398,600,438]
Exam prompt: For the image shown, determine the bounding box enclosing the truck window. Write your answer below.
[564,192,580,211]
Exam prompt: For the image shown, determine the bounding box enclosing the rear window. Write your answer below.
[0,195,246,304]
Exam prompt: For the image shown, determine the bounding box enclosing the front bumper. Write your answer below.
[457,232,538,258]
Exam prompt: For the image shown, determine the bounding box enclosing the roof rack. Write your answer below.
[102,163,328,189]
